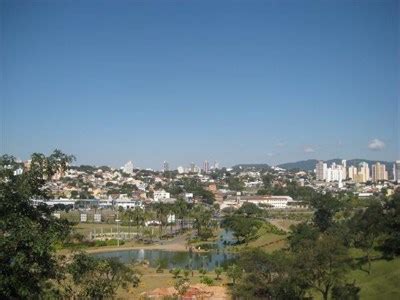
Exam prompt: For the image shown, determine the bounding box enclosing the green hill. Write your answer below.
[348,258,400,300]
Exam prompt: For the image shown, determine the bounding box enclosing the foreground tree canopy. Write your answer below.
[0,150,140,299]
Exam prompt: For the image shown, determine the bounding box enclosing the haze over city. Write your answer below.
[1,0,399,168]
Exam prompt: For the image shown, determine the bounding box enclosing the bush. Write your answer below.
[200,276,214,285]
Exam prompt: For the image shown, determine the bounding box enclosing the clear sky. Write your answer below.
[1,0,399,169]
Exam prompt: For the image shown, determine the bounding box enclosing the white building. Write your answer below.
[394,161,400,183]
[316,161,327,181]
[115,199,144,209]
[153,190,170,201]
[123,161,134,174]
[221,195,295,210]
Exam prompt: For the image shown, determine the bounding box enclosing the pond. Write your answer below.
[93,229,237,270]
[94,249,235,270]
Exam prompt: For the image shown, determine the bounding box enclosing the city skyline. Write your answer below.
[1,0,399,169]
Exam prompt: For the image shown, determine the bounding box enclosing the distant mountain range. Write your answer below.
[277,159,395,172]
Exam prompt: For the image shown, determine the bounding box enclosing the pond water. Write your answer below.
[94,249,235,270]
[94,229,237,270]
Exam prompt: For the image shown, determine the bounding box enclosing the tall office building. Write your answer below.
[190,162,195,173]
[203,160,210,173]
[372,162,388,182]
[163,161,169,172]
[348,165,358,180]
[316,161,326,181]
[394,161,400,183]
[359,162,370,182]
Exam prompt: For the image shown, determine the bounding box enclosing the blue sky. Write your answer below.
[1,0,399,169]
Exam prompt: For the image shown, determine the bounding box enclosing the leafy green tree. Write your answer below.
[234,248,307,299]
[293,233,353,300]
[380,189,400,258]
[221,215,262,245]
[288,223,319,252]
[332,282,361,300]
[349,201,384,274]
[68,252,140,299]
[227,177,245,191]
[174,197,189,231]
[191,205,213,240]
[170,268,182,278]
[0,151,74,299]
[226,264,242,286]
[214,267,223,280]
[236,202,263,217]
[311,193,342,232]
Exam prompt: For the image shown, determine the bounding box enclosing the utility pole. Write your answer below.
[116,210,120,247]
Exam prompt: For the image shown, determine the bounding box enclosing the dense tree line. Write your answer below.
[227,190,400,299]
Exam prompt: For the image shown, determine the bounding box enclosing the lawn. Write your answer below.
[347,257,400,300]
[229,223,288,253]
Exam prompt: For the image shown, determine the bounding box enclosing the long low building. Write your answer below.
[221,195,296,210]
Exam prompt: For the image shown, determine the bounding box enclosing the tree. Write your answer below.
[68,252,140,299]
[311,193,342,232]
[234,248,307,299]
[191,205,213,240]
[349,201,384,274]
[380,189,400,258]
[226,264,242,286]
[151,202,169,238]
[174,197,189,231]
[236,202,263,217]
[293,233,353,300]
[288,223,319,252]
[227,177,245,191]
[221,215,262,245]
[0,151,74,298]
[214,267,223,280]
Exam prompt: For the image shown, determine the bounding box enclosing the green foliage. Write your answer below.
[0,150,74,299]
[227,176,245,191]
[68,252,140,298]
[214,267,223,280]
[200,275,214,285]
[226,264,242,285]
[332,282,361,300]
[379,189,400,258]
[221,215,263,244]
[170,268,182,278]
[191,205,214,240]
[236,202,264,217]
[311,193,343,232]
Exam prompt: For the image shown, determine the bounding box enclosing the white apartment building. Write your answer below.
[372,162,388,182]
[394,161,400,183]
[315,161,345,182]
[123,161,134,174]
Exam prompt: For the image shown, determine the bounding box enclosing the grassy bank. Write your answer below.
[348,257,400,300]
